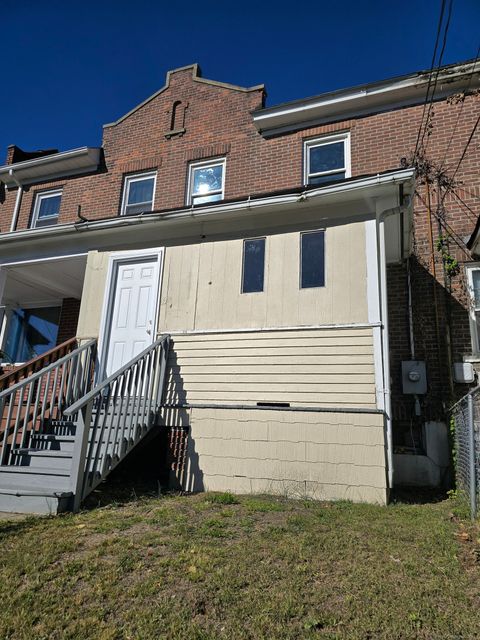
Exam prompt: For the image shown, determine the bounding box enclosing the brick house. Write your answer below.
[0,60,478,513]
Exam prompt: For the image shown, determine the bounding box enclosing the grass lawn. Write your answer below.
[1,489,479,639]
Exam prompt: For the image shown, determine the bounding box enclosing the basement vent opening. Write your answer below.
[256,402,291,408]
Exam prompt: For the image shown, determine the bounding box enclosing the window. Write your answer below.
[2,306,61,363]
[188,159,225,206]
[304,133,350,186]
[121,172,156,216]
[242,238,265,293]
[301,231,325,289]
[31,190,62,228]
[467,266,480,352]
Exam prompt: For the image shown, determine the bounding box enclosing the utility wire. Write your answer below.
[421,0,454,153]
[450,189,478,223]
[441,44,480,167]
[442,110,480,205]
[413,0,447,160]
[415,190,471,257]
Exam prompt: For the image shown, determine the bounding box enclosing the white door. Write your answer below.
[104,257,160,377]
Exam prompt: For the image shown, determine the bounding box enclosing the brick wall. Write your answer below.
[57,298,81,345]
[0,64,479,429]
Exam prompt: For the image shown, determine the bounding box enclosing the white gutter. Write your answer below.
[0,168,415,245]
[377,196,412,490]
[253,60,480,135]
[8,168,23,232]
[0,147,101,188]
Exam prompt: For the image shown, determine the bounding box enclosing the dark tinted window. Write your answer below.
[242,238,265,293]
[301,231,325,288]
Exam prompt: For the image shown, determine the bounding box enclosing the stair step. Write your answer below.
[32,434,76,443]
[43,420,76,436]
[30,433,76,453]
[0,465,70,478]
[11,449,72,459]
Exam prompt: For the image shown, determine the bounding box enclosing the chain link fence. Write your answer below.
[451,387,480,519]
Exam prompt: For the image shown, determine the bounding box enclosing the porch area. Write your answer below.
[0,255,86,372]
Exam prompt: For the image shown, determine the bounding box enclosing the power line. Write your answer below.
[441,44,480,167]
[450,189,478,223]
[415,190,471,257]
[452,190,480,223]
[449,111,480,184]
[421,0,454,153]
[413,0,447,160]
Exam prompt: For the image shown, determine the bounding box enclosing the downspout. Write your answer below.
[377,195,411,489]
[8,168,23,232]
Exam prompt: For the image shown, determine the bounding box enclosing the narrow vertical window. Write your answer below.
[301,231,325,288]
[242,238,265,293]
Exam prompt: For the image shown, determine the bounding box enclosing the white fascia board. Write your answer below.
[0,168,415,258]
[253,61,480,135]
[0,147,101,188]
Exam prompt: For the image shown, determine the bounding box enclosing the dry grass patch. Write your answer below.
[0,491,479,639]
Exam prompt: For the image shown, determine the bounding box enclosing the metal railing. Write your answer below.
[64,335,170,510]
[0,339,97,466]
[451,385,480,519]
[0,337,78,393]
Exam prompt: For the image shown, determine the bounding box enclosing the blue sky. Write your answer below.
[1,0,479,155]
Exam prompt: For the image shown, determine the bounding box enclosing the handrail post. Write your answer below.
[156,337,170,410]
[70,401,93,512]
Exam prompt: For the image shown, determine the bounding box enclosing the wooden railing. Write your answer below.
[65,335,170,510]
[0,340,97,466]
[0,337,78,393]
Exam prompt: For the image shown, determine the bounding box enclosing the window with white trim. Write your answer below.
[467,266,480,353]
[187,158,225,206]
[304,133,351,186]
[121,172,156,216]
[31,190,62,228]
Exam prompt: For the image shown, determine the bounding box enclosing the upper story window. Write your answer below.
[300,230,325,288]
[304,133,351,186]
[121,172,156,216]
[31,190,62,228]
[188,158,225,206]
[467,266,480,353]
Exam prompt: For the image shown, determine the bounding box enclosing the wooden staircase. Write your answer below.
[0,336,170,514]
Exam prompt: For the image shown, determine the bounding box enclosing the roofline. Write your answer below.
[0,147,102,188]
[0,168,415,249]
[252,58,480,136]
[103,63,265,129]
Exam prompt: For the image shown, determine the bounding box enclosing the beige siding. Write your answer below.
[159,220,368,332]
[77,251,111,339]
[166,408,387,504]
[166,328,376,407]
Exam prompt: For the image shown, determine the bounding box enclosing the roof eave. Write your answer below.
[0,147,102,188]
[253,59,480,136]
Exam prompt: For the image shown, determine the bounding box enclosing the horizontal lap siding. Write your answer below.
[166,328,377,407]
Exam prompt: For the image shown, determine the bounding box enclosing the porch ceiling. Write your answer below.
[2,255,86,307]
